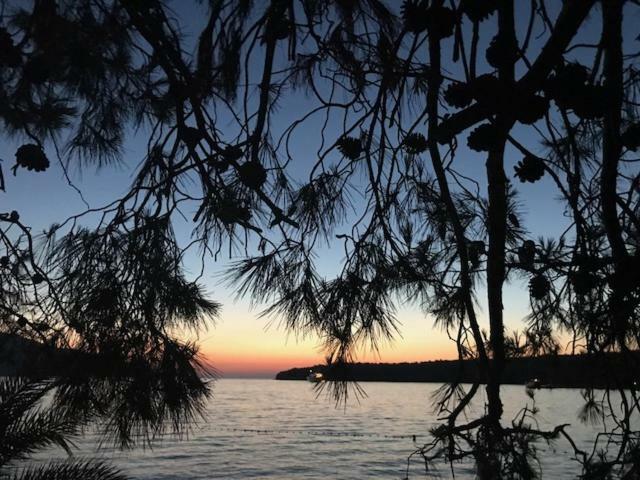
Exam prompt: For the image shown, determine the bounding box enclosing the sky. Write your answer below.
[1,1,633,378]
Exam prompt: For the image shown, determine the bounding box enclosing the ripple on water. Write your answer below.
[32,379,631,479]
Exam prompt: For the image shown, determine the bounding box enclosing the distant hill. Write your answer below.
[0,333,68,377]
[276,352,640,388]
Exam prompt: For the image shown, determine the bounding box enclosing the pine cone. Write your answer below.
[571,84,606,120]
[180,126,203,148]
[15,144,50,172]
[514,155,545,183]
[444,82,474,109]
[518,240,536,269]
[556,62,589,86]
[215,200,252,225]
[238,161,267,189]
[470,74,504,107]
[426,6,455,40]
[0,28,21,68]
[467,123,501,152]
[222,145,244,162]
[337,136,362,160]
[569,269,597,295]
[434,124,454,145]
[402,132,428,154]
[516,95,548,125]
[468,240,486,267]
[267,17,292,41]
[401,0,429,34]
[545,63,589,110]
[529,275,550,300]
[621,123,640,151]
[486,34,519,70]
[460,0,497,22]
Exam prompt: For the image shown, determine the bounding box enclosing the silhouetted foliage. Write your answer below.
[0,0,639,478]
[0,378,127,480]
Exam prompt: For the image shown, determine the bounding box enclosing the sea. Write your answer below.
[35,379,635,479]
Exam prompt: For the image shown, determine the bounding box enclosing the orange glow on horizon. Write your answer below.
[191,301,534,377]
[202,343,460,377]
[183,264,540,378]
[198,315,460,377]
[204,351,324,377]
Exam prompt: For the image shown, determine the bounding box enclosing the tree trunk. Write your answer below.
[601,0,628,347]
[426,2,490,377]
[483,0,516,431]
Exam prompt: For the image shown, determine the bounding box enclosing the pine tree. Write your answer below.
[0,1,639,478]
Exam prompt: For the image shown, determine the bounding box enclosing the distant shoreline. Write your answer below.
[275,352,639,389]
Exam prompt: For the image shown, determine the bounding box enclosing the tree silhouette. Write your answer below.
[0,378,127,480]
[0,0,639,478]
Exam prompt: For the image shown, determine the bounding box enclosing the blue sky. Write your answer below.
[2,1,633,376]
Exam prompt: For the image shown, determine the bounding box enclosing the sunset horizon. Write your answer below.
[2,1,638,478]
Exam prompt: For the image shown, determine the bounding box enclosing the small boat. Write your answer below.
[306,371,324,382]
[525,378,541,389]
[525,378,554,389]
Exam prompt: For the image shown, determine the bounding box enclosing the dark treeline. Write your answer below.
[0,333,63,377]
[0,333,163,380]
[277,352,640,389]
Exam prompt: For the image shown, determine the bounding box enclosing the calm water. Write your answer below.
[40,379,631,478]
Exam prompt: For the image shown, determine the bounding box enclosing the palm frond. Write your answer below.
[7,460,126,480]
